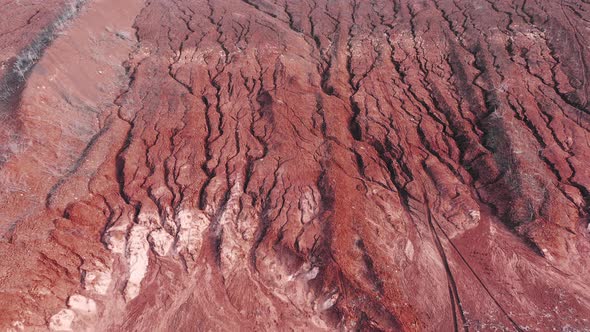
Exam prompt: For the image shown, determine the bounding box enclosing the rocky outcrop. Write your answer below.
[1,0,590,330]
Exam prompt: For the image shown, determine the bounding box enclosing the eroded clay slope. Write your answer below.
[1,0,590,331]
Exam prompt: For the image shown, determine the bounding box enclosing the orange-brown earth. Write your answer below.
[1,0,590,331]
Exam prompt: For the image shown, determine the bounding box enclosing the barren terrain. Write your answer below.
[1,0,590,331]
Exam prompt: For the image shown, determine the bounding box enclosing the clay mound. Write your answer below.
[1,0,590,331]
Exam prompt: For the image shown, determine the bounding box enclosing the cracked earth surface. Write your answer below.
[1,0,590,330]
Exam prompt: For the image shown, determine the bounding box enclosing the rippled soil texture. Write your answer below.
[1,0,590,331]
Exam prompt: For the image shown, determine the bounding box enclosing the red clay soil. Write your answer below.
[1,0,590,331]
[0,0,67,74]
